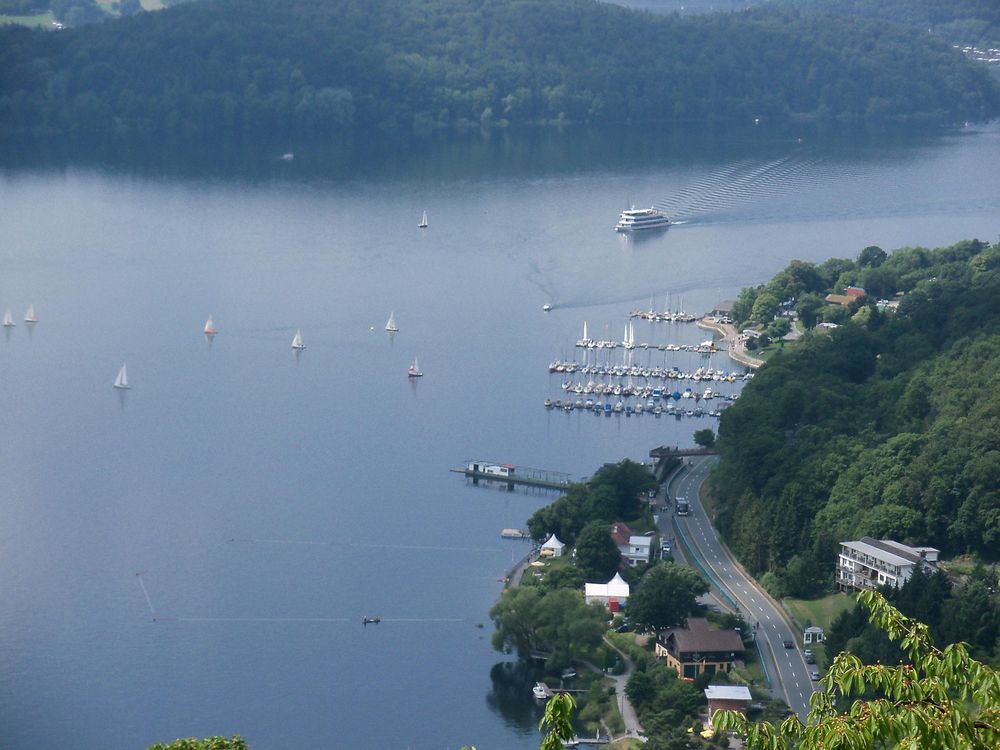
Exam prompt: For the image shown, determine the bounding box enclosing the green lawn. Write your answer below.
[0,11,55,27]
[783,593,855,632]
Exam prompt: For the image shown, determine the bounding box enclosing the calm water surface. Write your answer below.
[0,124,999,749]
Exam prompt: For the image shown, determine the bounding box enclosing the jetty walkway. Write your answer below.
[697,315,764,370]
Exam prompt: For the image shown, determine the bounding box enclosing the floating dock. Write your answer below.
[452,461,572,491]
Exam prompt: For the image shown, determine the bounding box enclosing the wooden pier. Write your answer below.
[451,461,572,492]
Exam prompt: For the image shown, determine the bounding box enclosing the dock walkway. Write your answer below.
[450,465,572,491]
[697,315,764,370]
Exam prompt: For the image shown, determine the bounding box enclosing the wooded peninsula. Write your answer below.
[2,0,999,139]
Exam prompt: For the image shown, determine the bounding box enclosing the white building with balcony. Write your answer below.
[837,537,939,593]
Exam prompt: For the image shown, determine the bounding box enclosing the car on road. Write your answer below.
[804,649,815,663]
[810,670,821,681]
[783,639,794,649]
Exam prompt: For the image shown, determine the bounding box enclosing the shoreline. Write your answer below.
[697,315,764,370]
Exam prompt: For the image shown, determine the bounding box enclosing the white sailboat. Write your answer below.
[385,311,398,332]
[24,305,37,323]
[407,357,423,377]
[2,309,14,327]
[418,210,428,229]
[204,315,217,335]
[113,363,131,390]
[291,329,305,350]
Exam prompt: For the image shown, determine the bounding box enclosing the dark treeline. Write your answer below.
[712,239,1000,600]
[1,0,998,140]
[826,564,1000,664]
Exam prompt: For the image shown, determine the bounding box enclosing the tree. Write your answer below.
[766,317,791,341]
[693,429,716,448]
[795,293,825,329]
[714,590,1000,749]
[148,738,247,750]
[858,244,887,268]
[489,586,606,667]
[574,522,622,581]
[627,562,709,630]
[539,693,577,750]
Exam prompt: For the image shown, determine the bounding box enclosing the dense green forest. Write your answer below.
[712,239,1000,601]
[778,0,1000,49]
[1,0,998,139]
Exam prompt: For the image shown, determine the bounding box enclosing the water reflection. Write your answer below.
[486,661,545,733]
[0,122,952,186]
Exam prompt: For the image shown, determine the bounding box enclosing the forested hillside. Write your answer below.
[779,0,1000,49]
[1,0,998,139]
[712,240,1000,599]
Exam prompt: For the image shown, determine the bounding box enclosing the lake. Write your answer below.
[0,123,998,749]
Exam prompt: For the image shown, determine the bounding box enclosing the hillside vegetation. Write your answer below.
[1,0,998,139]
[712,240,1000,600]
[778,0,1000,49]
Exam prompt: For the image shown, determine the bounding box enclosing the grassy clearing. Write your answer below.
[783,593,855,632]
[0,11,55,26]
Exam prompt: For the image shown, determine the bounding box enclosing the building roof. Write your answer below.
[665,618,744,654]
[825,293,853,307]
[712,300,734,313]
[628,535,652,550]
[841,537,938,568]
[705,685,752,701]
[610,522,634,548]
[844,286,867,297]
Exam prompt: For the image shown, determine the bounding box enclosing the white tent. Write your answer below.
[540,533,565,557]
[584,572,631,610]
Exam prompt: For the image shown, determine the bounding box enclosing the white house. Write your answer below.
[837,537,939,593]
[540,533,565,558]
[624,535,653,567]
[584,572,630,613]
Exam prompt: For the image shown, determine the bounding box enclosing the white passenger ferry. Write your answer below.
[615,206,670,232]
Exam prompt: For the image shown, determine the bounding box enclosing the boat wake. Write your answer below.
[658,154,824,224]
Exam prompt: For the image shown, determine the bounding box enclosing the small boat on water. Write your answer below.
[113,363,131,390]
[532,682,549,700]
[24,305,37,323]
[362,616,381,625]
[418,210,428,229]
[543,304,552,312]
[291,329,305,350]
[385,311,398,332]
[2,309,14,327]
[407,358,423,377]
[204,316,217,335]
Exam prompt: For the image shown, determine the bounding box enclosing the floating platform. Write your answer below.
[501,528,530,539]
[451,461,572,491]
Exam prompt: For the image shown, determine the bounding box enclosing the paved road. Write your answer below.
[659,456,816,720]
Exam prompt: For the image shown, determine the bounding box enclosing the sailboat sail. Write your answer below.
[418,211,428,228]
[408,358,423,377]
[291,329,305,349]
[2,309,14,327]
[385,312,398,332]
[204,316,217,335]
[24,305,37,323]
[113,363,130,390]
